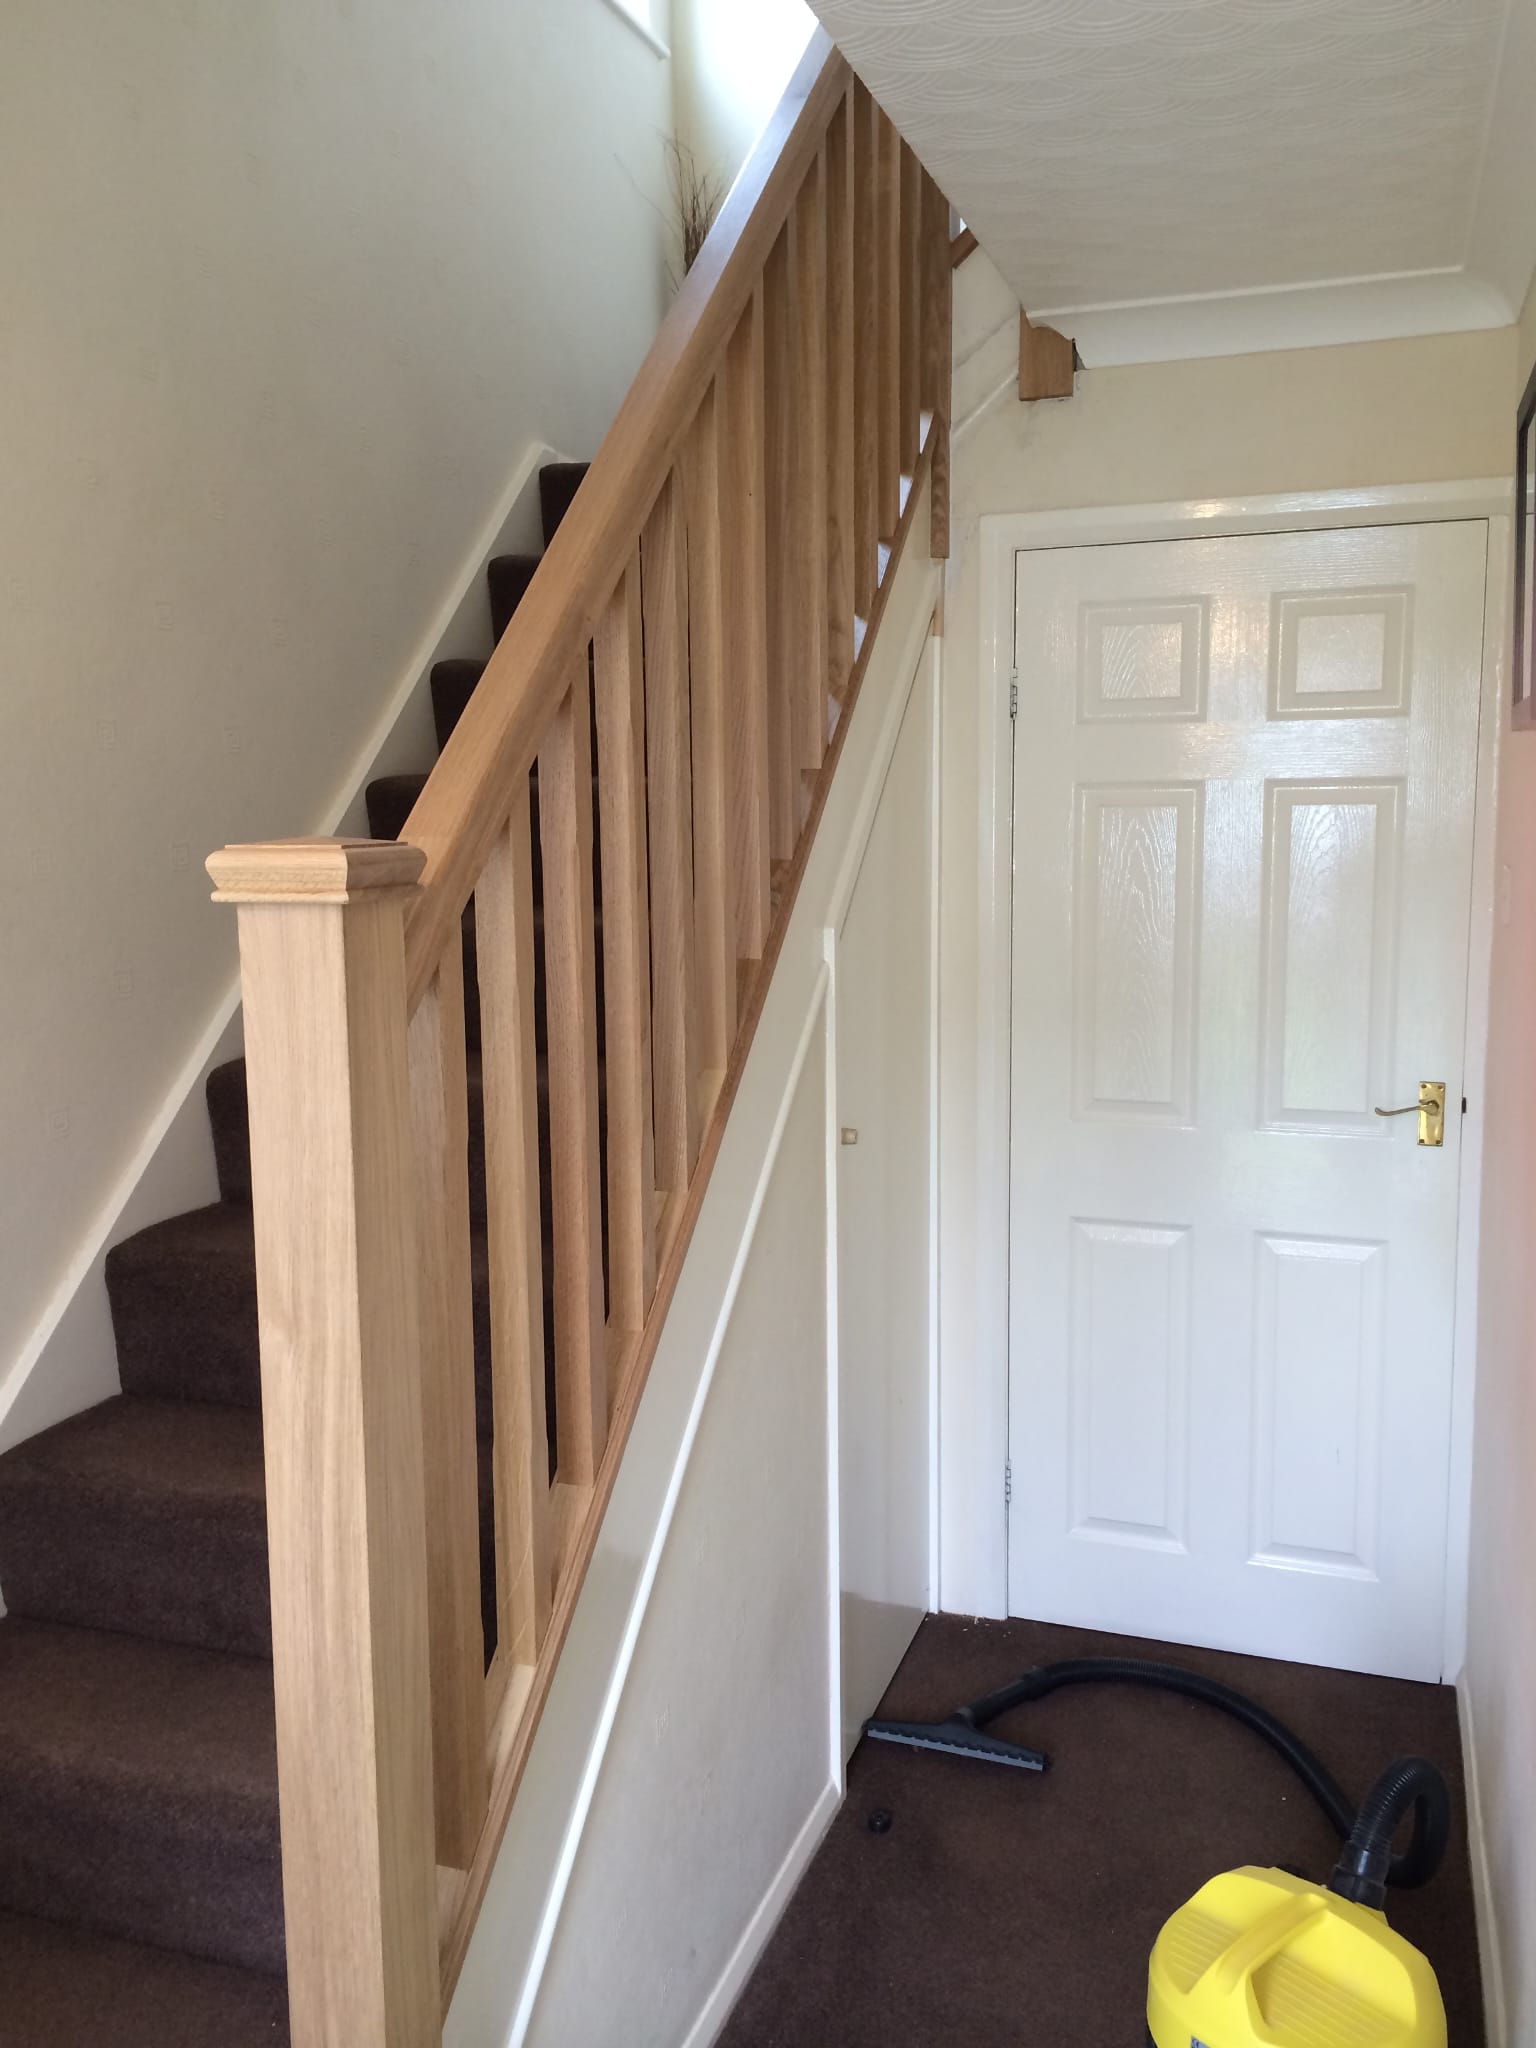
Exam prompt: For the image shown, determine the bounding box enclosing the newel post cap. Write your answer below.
[207,837,427,905]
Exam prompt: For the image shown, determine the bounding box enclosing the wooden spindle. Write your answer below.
[761,224,798,861]
[825,85,856,699]
[537,674,607,1485]
[876,111,902,541]
[922,171,953,561]
[684,379,738,1087]
[642,469,702,1193]
[207,837,440,2048]
[406,934,487,1870]
[593,553,658,1333]
[721,288,771,965]
[852,81,880,621]
[477,789,553,1667]
[793,152,830,784]
[899,142,923,484]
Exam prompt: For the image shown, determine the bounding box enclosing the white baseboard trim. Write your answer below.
[679,1780,842,2048]
[1456,1677,1508,2048]
[0,436,562,1462]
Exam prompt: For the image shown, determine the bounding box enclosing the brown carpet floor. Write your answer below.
[718,1617,1484,2048]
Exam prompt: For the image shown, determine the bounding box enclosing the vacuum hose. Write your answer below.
[1327,1754,1451,1908]
[962,1657,1450,1895]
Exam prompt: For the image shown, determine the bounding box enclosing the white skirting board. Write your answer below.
[679,1782,842,2048]
[0,438,562,1466]
[1456,1678,1509,2048]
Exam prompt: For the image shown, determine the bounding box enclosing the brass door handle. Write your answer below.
[1373,1082,1445,1147]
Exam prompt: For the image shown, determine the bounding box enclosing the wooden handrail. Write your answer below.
[210,39,953,2046]
[400,31,848,1010]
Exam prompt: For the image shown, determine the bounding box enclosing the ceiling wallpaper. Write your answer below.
[811,0,1511,314]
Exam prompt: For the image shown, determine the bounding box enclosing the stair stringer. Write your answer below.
[444,480,942,2048]
[0,439,564,1465]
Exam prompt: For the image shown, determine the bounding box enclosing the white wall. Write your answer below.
[836,669,936,1754]
[936,275,1520,1618]
[444,491,941,2048]
[0,0,672,1433]
[1461,276,1536,2048]
[670,0,815,200]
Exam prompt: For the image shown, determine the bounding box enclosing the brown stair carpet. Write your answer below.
[717,1615,1485,2048]
[0,1912,289,2047]
[0,463,589,2039]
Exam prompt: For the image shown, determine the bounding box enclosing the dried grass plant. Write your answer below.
[664,136,725,289]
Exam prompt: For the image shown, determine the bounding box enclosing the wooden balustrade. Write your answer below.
[208,32,951,2048]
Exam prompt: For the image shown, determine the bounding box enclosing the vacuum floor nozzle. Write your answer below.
[862,1716,1048,1771]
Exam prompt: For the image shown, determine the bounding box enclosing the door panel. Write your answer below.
[1008,522,1486,1681]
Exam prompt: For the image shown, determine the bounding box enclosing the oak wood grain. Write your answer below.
[876,111,902,542]
[825,86,856,701]
[642,470,702,1195]
[407,938,488,1871]
[592,556,658,1335]
[476,791,553,1667]
[922,173,953,562]
[762,223,799,860]
[212,841,441,2048]
[721,289,772,964]
[1019,307,1076,402]
[536,676,607,1485]
[793,151,831,784]
[900,141,923,484]
[399,36,847,1011]
[852,81,880,623]
[684,379,738,1078]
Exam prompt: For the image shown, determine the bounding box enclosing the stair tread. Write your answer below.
[0,1909,289,2047]
[0,1393,264,1510]
[109,1201,258,1312]
[0,1396,269,1657]
[107,1199,535,1431]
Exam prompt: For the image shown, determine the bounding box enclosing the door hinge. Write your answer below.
[1009,675,1019,719]
[1004,1460,1013,1508]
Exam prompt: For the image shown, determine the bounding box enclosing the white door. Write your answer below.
[837,655,934,1754]
[1008,522,1487,1683]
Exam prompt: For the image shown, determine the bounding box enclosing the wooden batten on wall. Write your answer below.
[1019,308,1077,402]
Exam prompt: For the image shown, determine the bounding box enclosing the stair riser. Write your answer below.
[0,1774,283,1977]
[431,657,485,753]
[539,463,586,548]
[0,1492,271,1660]
[206,932,606,1219]
[106,1213,562,1444]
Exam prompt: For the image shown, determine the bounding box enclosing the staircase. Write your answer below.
[0,35,951,2046]
[0,468,590,2046]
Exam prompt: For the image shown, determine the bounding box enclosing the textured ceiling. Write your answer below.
[812,0,1515,318]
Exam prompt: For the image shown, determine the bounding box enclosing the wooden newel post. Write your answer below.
[207,838,442,2048]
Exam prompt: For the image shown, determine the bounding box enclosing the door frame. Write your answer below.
[943,479,1513,1680]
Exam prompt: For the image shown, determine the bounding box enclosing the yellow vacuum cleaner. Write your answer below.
[863,1656,1450,2048]
[1149,1864,1445,2048]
